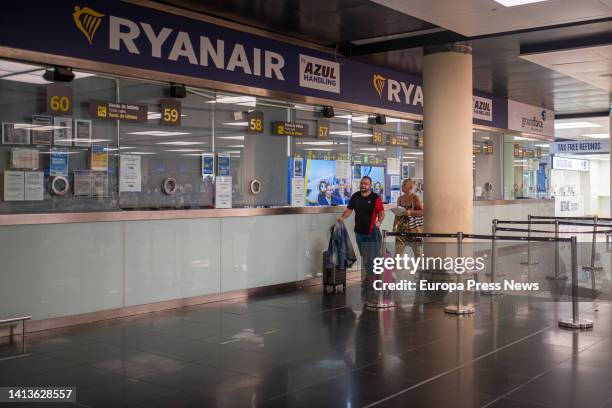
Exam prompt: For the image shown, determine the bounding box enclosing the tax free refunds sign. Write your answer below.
[0,0,507,128]
[550,140,609,154]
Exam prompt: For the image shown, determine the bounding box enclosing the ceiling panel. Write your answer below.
[155,0,611,115]
[158,0,437,46]
[371,0,612,37]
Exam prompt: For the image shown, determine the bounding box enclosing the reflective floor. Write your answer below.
[1,277,612,408]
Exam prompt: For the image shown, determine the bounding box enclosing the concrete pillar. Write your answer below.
[423,44,473,234]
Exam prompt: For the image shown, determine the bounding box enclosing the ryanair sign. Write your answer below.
[0,0,508,128]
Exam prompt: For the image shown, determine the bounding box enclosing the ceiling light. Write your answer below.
[165,148,203,152]
[226,145,244,148]
[218,135,244,140]
[535,143,549,147]
[555,121,602,130]
[359,147,386,151]
[1,71,51,84]
[514,136,534,141]
[156,141,205,146]
[127,131,192,136]
[128,152,156,155]
[493,0,548,6]
[147,112,187,120]
[404,151,423,155]
[303,148,333,151]
[222,122,248,126]
[582,133,609,139]
[299,141,335,146]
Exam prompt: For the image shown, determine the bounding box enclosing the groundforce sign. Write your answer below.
[0,0,506,128]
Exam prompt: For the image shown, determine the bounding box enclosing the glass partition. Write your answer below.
[0,56,533,215]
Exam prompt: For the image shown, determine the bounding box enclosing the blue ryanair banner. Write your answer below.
[0,0,507,128]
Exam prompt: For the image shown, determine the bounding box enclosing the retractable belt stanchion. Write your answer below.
[583,215,603,273]
[547,219,568,280]
[366,230,395,309]
[444,232,475,315]
[520,214,538,266]
[559,236,594,330]
[481,221,504,296]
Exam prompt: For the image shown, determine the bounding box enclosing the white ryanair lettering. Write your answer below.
[108,16,285,80]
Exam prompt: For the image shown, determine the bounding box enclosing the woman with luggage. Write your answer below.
[393,178,424,258]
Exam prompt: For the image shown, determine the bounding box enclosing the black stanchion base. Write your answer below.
[545,275,568,280]
[480,289,505,296]
[366,301,395,309]
[582,266,603,271]
[444,304,475,315]
[558,318,593,330]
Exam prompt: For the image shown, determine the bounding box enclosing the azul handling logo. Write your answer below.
[71,6,286,81]
[299,54,340,93]
[371,73,423,106]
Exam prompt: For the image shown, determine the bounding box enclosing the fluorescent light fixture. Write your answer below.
[165,148,203,152]
[303,148,333,151]
[514,136,534,141]
[127,131,192,136]
[1,71,51,84]
[404,151,423,155]
[156,141,205,146]
[359,147,386,152]
[403,161,415,164]
[127,152,156,155]
[147,112,188,120]
[208,96,256,106]
[329,131,373,138]
[73,72,96,79]
[582,133,609,139]
[120,146,136,150]
[226,145,244,148]
[218,135,245,140]
[299,141,335,146]
[493,0,548,6]
[222,122,248,127]
[555,121,602,130]
[535,143,550,147]
[0,61,42,72]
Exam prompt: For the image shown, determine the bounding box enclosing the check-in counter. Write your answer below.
[0,198,554,328]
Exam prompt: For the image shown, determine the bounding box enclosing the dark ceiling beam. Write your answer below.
[344,16,612,57]
[555,111,610,120]
[340,30,467,57]
[520,33,612,55]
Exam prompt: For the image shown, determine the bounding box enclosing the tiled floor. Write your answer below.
[1,279,612,408]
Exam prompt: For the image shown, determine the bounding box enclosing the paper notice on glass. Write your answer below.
[387,158,400,175]
[4,171,24,201]
[352,178,361,194]
[91,143,108,171]
[291,177,305,207]
[24,171,44,201]
[215,176,232,208]
[11,148,39,170]
[390,192,401,207]
[335,159,350,181]
[119,154,142,192]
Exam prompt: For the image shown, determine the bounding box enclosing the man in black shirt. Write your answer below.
[337,176,385,285]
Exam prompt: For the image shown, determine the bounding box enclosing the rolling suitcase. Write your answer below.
[323,250,347,293]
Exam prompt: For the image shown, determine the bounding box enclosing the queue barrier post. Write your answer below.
[559,236,594,330]
[583,215,603,274]
[481,221,504,296]
[546,219,568,280]
[444,231,475,315]
[366,229,395,310]
[520,214,538,266]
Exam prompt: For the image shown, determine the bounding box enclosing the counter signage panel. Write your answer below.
[0,0,508,129]
[89,100,147,122]
[552,156,589,172]
[272,121,308,137]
